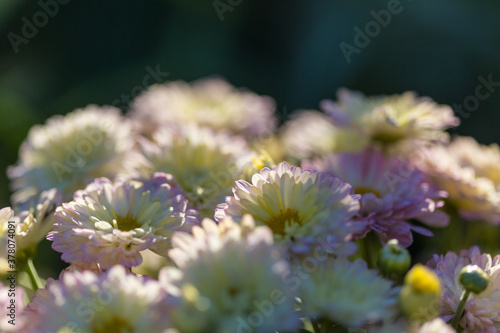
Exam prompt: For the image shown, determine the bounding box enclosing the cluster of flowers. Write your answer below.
[1,77,499,332]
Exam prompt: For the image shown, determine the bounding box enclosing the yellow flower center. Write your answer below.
[354,187,381,197]
[92,316,133,333]
[405,264,441,294]
[265,208,300,236]
[115,214,141,232]
[371,130,406,146]
[228,286,239,297]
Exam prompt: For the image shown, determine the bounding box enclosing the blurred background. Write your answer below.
[0,1,499,213]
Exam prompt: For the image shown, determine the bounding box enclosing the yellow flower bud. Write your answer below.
[399,264,441,323]
[252,150,276,170]
[242,150,277,180]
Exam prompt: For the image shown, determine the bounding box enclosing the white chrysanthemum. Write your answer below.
[417,136,500,224]
[24,265,174,333]
[1,282,26,332]
[130,124,254,218]
[159,216,300,333]
[216,162,361,256]
[14,189,61,260]
[48,173,198,269]
[321,89,459,149]
[281,110,367,160]
[8,105,134,204]
[299,258,398,329]
[130,77,276,138]
[427,246,500,332]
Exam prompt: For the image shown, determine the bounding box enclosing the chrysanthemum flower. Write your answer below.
[130,124,254,218]
[320,89,459,149]
[280,110,367,160]
[299,258,399,329]
[0,190,61,266]
[304,148,449,247]
[15,189,61,261]
[215,162,361,256]
[1,282,26,332]
[8,105,134,204]
[159,215,300,333]
[417,136,500,224]
[130,77,276,138]
[48,173,198,269]
[24,265,173,333]
[427,246,500,332]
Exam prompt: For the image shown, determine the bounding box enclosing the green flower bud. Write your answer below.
[377,239,411,280]
[459,265,489,294]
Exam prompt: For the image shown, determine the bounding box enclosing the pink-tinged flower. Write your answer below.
[24,265,174,333]
[128,123,254,219]
[321,89,459,149]
[48,173,198,269]
[130,77,277,138]
[8,105,134,205]
[299,258,399,329]
[160,215,300,332]
[304,148,449,247]
[427,246,500,332]
[215,162,361,256]
[417,136,500,225]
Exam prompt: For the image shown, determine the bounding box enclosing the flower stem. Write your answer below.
[451,290,470,330]
[360,231,381,268]
[26,258,43,291]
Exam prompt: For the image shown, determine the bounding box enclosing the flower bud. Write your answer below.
[251,150,276,170]
[459,265,489,294]
[242,150,276,180]
[399,264,441,323]
[377,239,411,280]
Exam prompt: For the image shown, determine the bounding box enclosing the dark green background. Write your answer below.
[1,0,500,209]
